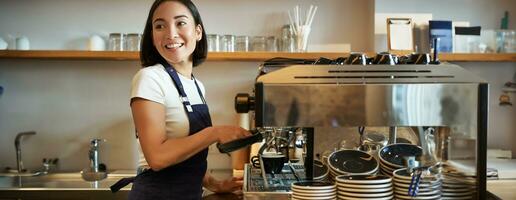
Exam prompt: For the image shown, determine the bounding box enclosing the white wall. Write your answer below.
[0,0,374,52]
[0,0,374,171]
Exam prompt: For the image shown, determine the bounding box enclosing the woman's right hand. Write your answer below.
[211,126,251,144]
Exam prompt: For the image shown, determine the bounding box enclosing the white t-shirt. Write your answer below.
[130,63,206,168]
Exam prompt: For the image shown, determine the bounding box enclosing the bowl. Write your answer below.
[313,160,329,180]
[328,150,378,175]
[378,144,422,168]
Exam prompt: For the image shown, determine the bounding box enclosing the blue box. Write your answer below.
[429,20,453,52]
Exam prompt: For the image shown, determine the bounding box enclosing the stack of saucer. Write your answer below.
[392,168,442,200]
[441,167,477,199]
[335,175,393,200]
[291,181,336,200]
[378,144,422,177]
[313,160,330,182]
[327,150,379,182]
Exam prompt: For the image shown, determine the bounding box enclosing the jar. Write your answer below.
[125,33,141,51]
[207,34,219,52]
[235,36,249,52]
[496,30,515,53]
[266,36,278,52]
[251,36,266,52]
[108,33,124,51]
[220,34,235,52]
[281,25,295,52]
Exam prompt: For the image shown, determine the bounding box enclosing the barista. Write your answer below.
[110,0,251,199]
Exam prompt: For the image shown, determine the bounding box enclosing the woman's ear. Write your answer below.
[196,25,203,41]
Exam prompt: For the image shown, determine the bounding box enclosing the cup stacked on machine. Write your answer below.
[335,175,394,200]
[392,168,442,200]
[378,143,423,177]
[327,149,379,182]
[291,181,336,200]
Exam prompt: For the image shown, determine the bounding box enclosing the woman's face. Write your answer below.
[152,1,202,66]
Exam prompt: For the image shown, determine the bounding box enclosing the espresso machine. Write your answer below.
[225,55,488,200]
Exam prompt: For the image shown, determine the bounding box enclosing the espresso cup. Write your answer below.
[260,152,286,174]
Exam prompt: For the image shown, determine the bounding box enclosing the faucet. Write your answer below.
[81,138,107,181]
[88,138,104,173]
[15,131,36,173]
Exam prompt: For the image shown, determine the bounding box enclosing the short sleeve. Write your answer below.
[130,68,165,105]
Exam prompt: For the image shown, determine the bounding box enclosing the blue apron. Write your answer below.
[111,63,212,200]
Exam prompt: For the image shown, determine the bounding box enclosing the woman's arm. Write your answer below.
[132,98,249,171]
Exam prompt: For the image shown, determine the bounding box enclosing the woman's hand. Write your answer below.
[212,126,251,144]
[207,177,243,194]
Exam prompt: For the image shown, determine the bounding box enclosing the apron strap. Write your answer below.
[110,176,136,193]
[163,63,207,112]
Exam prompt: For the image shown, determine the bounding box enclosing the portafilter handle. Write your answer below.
[217,129,262,153]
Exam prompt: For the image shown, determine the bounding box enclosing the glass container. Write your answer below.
[235,36,249,52]
[251,36,266,52]
[125,33,141,51]
[108,33,124,51]
[220,34,235,52]
[207,34,220,52]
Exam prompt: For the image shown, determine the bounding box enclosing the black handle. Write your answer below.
[217,129,262,154]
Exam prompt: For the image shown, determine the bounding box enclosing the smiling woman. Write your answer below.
[109,1,252,200]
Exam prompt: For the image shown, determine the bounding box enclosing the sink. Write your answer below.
[0,171,135,190]
[0,171,43,177]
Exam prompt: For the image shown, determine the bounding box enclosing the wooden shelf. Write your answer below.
[0,50,515,62]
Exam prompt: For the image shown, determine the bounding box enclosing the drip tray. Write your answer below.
[243,163,306,199]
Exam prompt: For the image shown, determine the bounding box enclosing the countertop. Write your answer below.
[0,169,242,200]
[488,179,516,199]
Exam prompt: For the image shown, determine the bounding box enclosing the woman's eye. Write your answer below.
[177,21,187,26]
[154,24,165,29]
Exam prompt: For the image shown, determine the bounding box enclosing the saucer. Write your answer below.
[337,195,393,200]
[291,194,336,200]
[335,175,391,184]
[328,150,379,175]
[291,190,336,197]
[292,188,336,194]
[394,188,440,196]
[440,196,474,200]
[379,144,422,168]
[379,160,398,172]
[338,190,393,198]
[336,182,392,189]
[393,181,441,190]
[291,181,336,191]
[395,193,441,200]
[339,186,392,193]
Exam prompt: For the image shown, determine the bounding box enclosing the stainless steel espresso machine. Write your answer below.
[222,55,488,200]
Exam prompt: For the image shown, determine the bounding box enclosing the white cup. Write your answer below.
[15,36,30,50]
[88,35,106,51]
[0,37,7,50]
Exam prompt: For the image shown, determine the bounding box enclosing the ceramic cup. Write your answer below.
[260,152,286,174]
[15,36,30,50]
[0,37,7,50]
[88,35,106,51]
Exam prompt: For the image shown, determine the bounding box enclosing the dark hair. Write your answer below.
[140,0,207,67]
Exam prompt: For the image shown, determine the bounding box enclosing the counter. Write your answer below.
[0,169,241,200]
[488,179,516,199]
